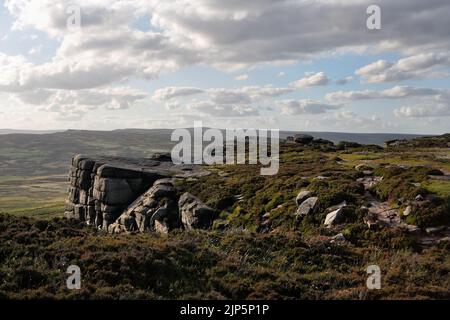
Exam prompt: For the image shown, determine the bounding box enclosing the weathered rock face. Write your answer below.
[66,155,168,230]
[66,154,216,234]
[179,193,217,230]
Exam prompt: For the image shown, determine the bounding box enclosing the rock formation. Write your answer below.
[65,154,215,234]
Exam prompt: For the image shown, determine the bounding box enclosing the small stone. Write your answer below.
[331,233,346,242]
[403,206,412,216]
[415,194,424,201]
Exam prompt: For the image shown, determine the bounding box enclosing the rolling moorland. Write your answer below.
[0,131,449,299]
[0,129,424,219]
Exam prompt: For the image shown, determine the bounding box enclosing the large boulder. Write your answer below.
[296,197,318,216]
[179,193,217,230]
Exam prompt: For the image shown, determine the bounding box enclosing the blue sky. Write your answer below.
[0,1,449,134]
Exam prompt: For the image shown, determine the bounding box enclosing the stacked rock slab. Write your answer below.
[65,154,168,230]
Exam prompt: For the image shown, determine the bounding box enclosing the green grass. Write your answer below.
[0,175,66,219]
[424,180,450,198]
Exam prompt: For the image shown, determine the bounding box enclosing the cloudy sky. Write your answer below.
[0,0,449,133]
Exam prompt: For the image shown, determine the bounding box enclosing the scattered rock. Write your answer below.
[415,194,425,201]
[295,190,312,206]
[324,207,345,227]
[402,205,412,216]
[296,197,318,216]
[331,233,346,242]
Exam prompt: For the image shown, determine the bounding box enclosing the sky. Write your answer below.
[0,0,449,134]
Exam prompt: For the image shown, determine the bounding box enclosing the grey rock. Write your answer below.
[179,193,217,230]
[326,201,347,213]
[324,207,345,227]
[295,190,312,207]
[296,197,318,216]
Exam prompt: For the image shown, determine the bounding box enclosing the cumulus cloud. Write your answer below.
[2,0,450,129]
[4,0,450,80]
[152,87,204,101]
[150,85,294,118]
[290,72,330,88]
[325,85,450,119]
[325,86,444,102]
[278,100,341,115]
[394,104,450,118]
[187,101,259,117]
[15,86,147,119]
[356,53,450,83]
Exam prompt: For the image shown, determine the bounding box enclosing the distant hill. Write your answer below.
[0,129,62,135]
[279,131,428,145]
[0,129,430,177]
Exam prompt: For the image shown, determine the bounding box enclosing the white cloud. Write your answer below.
[394,104,450,118]
[325,86,445,101]
[290,72,330,88]
[187,101,259,117]
[278,100,341,115]
[234,74,249,81]
[152,87,205,101]
[14,86,147,120]
[356,53,450,83]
